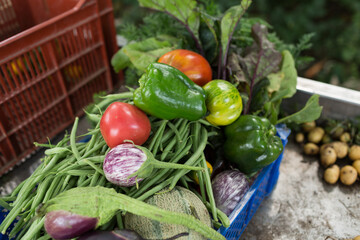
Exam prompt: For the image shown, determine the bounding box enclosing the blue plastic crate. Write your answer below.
[218,124,290,239]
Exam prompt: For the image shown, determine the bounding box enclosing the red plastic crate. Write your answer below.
[0,0,120,176]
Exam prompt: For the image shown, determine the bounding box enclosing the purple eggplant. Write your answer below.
[44,210,98,240]
[103,144,204,187]
[78,229,144,240]
[211,169,250,216]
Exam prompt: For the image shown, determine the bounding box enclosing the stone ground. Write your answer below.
[241,139,360,240]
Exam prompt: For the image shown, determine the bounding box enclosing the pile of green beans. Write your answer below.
[0,92,229,239]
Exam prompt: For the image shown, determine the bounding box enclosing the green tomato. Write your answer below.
[203,80,243,126]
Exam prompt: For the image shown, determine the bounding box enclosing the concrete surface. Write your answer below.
[241,139,360,240]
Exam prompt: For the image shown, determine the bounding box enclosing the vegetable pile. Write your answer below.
[0,0,323,239]
[296,119,360,186]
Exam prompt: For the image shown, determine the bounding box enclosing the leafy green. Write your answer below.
[120,13,191,45]
[219,0,251,78]
[277,94,323,124]
[239,23,282,85]
[199,11,219,63]
[111,37,178,73]
[233,23,282,113]
[110,0,323,125]
[138,0,203,54]
[268,50,297,101]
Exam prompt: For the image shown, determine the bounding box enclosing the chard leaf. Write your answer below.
[138,0,202,53]
[237,23,282,113]
[111,37,177,72]
[220,0,251,73]
[249,78,270,113]
[111,50,130,73]
[199,11,219,63]
[277,94,323,124]
[268,50,297,102]
[240,23,282,85]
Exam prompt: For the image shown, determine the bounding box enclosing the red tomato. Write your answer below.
[158,49,212,86]
[100,102,151,148]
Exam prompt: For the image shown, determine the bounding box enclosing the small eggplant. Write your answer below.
[103,144,204,187]
[44,210,98,240]
[78,229,144,240]
[211,169,249,216]
[103,144,148,187]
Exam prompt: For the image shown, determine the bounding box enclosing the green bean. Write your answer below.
[77,177,92,187]
[154,118,172,127]
[159,118,184,146]
[9,214,26,238]
[167,121,182,148]
[85,121,101,152]
[98,174,107,186]
[191,121,201,152]
[44,147,71,156]
[70,117,81,161]
[204,202,230,228]
[136,178,173,201]
[57,162,82,174]
[179,176,189,189]
[21,194,36,212]
[96,91,133,109]
[0,195,32,234]
[200,153,217,221]
[148,119,167,154]
[79,156,104,164]
[197,171,207,202]
[80,127,100,137]
[90,171,100,187]
[41,154,62,174]
[99,215,117,231]
[43,176,63,203]
[82,140,107,158]
[119,186,130,195]
[20,216,44,240]
[160,120,189,161]
[64,177,77,191]
[33,142,56,148]
[101,144,110,155]
[60,175,72,192]
[9,180,26,198]
[169,130,207,190]
[14,218,32,240]
[12,169,46,207]
[76,175,87,186]
[116,212,124,229]
[30,176,54,209]
[81,159,104,174]
[0,198,12,210]
[1,196,16,202]
[55,133,71,147]
[37,234,51,240]
[84,110,101,123]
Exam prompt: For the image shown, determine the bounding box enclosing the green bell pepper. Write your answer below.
[203,79,243,126]
[223,114,283,174]
[134,63,207,121]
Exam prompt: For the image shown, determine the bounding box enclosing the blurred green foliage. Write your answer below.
[111,0,360,89]
[244,0,360,89]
